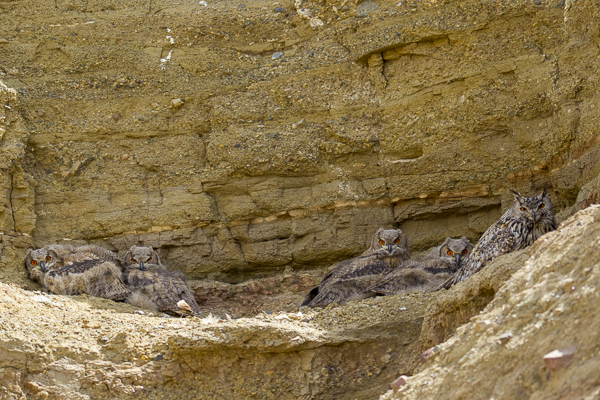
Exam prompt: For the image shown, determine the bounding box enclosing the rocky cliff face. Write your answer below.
[1,0,599,287]
[0,0,599,398]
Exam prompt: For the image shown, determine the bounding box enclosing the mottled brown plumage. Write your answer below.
[44,259,130,300]
[439,186,557,290]
[123,246,200,317]
[362,237,473,297]
[25,244,129,301]
[300,228,410,308]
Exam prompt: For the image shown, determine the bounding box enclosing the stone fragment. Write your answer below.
[543,346,574,371]
[498,332,512,343]
[421,346,438,362]
[356,0,379,17]
[32,295,52,304]
[292,118,306,128]
[272,51,283,60]
[474,319,491,333]
[391,375,408,390]
[172,98,184,109]
[0,38,8,44]
[274,7,285,12]
[112,113,120,121]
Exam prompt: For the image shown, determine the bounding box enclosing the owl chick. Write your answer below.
[299,228,410,308]
[362,237,474,297]
[439,186,557,290]
[24,247,59,285]
[25,244,130,301]
[123,245,200,317]
[421,236,474,273]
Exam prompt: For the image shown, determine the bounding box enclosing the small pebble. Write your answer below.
[112,113,120,121]
[32,295,52,304]
[121,154,129,161]
[543,347,574,371]
[391,375,408,390]
[498,332,512,343]
[0,38,8,44]
[534,0,542,4]
[154,354,164,361]
[172,98,184,109]
[135,310,144,315]
[272,52,284,60]
[341,5,349,10]
[274,7,285,12]
[238,3,246,7]
[420,346,437,362]
[356,0,379,17]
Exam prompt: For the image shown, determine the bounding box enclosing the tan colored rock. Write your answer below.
[543,347,575,371]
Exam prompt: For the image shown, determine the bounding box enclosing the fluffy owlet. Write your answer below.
[25,244,130,301]
[123,246,200,317]
[362,237,474,297]
[299,228,410,308]
[24,247,59,285]
[439,186,557,289]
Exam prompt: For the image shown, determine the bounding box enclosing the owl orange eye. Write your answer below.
[393,238,400,244]
[131,258,135,262]
[30,260,37,265]
[520,207,527,212]
[462,249,468,255]
[379,240,385,246]
[447,250,453,256]
[539,203,545,209]
[45,255,52,261]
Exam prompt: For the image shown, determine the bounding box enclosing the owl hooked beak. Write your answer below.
[40,261,47,273]
[387,244,393,254]
[139,261,145,271]
[455,254,461,266]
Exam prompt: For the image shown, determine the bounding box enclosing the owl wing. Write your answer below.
[83,261,130,301]
[129,267,199,316]
[44,260,100,296]
[43,259,130,301]
[322,257,391,287]
[439,221,518,289]
[308,274,383,308]
[363,262,435,296]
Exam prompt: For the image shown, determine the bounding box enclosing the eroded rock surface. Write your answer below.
[382,205,600,400]
[1,0,599,289]
[1,0,600,398]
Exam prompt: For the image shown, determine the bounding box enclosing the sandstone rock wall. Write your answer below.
[1,0,599,287]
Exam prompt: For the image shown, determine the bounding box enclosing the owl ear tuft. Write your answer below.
[509,189,523,201]
[396,231,409,252]
[540,183,548,199]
